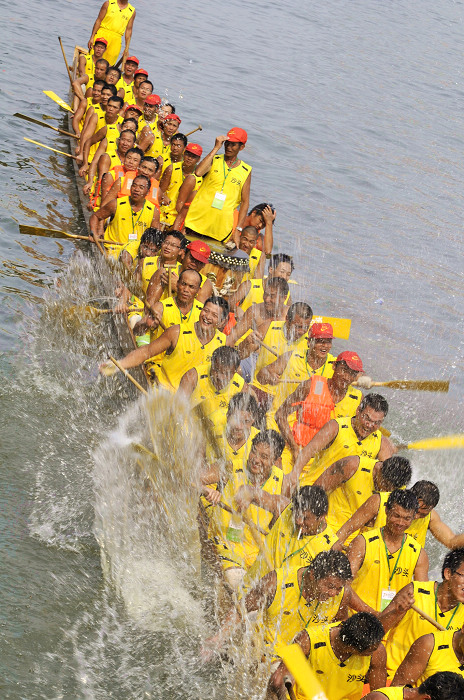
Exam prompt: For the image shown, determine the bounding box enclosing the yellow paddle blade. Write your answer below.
[311,315,351,340]
[405,435,464,451]
[275,643,329,700]
[24,137,74,159]
[43,90,74,113]
[374,380,449,392]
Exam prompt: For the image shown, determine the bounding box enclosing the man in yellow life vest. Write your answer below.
[100,296,230,391]
[228,276,290,348]
[83,129,137,210]
[116,55,138,103]
[230,252,294,318]
[159,143,203,227]
[146,239,214,305]
[208,429,288,591]
[78,37,108,79]
[287,392,396,493]
[314,454,412,544]
[335,480,464,552]
[365,671,464,700]
[184,128,252,246]
[347,490,429,613]
[73,58,109,103]
[178,346,247,422]
[383,548,464,679]
[269,612,387,700]
[96,143,144,209]
[78,93,124,171]
[89,175,159,257]
[88,0,136,66]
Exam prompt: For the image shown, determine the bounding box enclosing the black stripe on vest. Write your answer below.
[437,644,450,651]
[284,582,294,589]
[314,642,326,649]
[183,331,193,335]
[200,374,208,379]
[361,468,371,473]
[349,394,358,399]
[232,381,240,387]
[408,543,418,552]
[368,535,380,543]
[235,469,243,473]
[418,588,431,595]
[273,475,280,481]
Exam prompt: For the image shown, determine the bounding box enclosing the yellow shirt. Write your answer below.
[417,629,464,685]
[252,322,308,397]
[189,363,245,420]
[371,689,404,700]
[104,196,156,255]
[160,162,203,225]
[116,76,135,104]
[97,0,135,63]
[374,491,431,548]
[141,256,182,295]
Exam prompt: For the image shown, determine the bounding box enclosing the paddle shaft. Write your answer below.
[109,356,148,395]
[185,125,202,137]
[14,113,78,139]
[24,137,77,159]
[411,604,445,631]
[367,380,449,392]
[165,264,177,298]
[58,36,74,87]
[215,501,268,537]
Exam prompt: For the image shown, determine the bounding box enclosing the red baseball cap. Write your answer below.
[125,104,143,115]
[145,94,161,105]
[185,143,203,157]
[94,37,108,46]
[125,56,139,65]
[134,68,148,77]
[310,322,334,339]
[187,240,211,263]
[164,114,181,123]
[336,351,364,372]
[227,127,247,144]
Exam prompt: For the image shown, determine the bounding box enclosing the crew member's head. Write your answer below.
[159,230,185,263]
[138,227,163,259]
[247,429,285,480]
[138,156,160,182]
[268,253,294,281]
[120,117,139,134]
[210,346,241,392]
[129,175,150,202]
[263,276,290,314]
[106,96,124,120]
[198,296,229,333]
[226,392,259,443]
[353,393,388,439]
[123,55,139,78]
[286,302,313,341]
[331,351,364,390]
[307,322,333,363]
[123,146,143,173]
[163,114,182,138]
[117,129,136,155]
[170,133,187,160]
[441,548,464,605]
[239,225,260,254]
[306,550,352,601]
[176,269,201,305]
[124,104,143,121]
[101,82,117,106]
[143,93,161,120]
[106,66,122,86]
[133,68,149,89]
[138,80,154,102]
[183,143,203,171]
[184,240,211,271]
[92,38,108,59]
[411,481,440,520]
[385,489,419,537]
[224,127,247,158]
[246,203,276,231]
[94,58,109,81]
[417,671,464,699]
[375,455,412,492]
[159,102,175,120]
[91,79,105,102]
[338,612,384,656]
[292,485,328,537]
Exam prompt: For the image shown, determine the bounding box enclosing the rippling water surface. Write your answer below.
[1,0,463,697]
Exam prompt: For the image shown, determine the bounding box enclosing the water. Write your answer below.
[1,0,463,697]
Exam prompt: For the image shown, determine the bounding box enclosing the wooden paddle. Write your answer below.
[311,315,351,340]
[396,434,464,452]
[109,356,148,395]
[58,36,74,88]
[215,500,268,538]
[24,137,77,159]
[274,643,329,700]
[43,90,74,114]
[15,112,79,139]
[411,604,445,631]
[19,224,124,245]
[185,125,202,137]
[355,379,449,393]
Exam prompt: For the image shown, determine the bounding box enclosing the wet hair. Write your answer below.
[249,202,276,217]
[385,489,419,514]
[162,229,186,248]
[118,129,136,142]
[419,671,464,699]
[204,296,229,322]
[178,268,201,287]
[93,79,106,89]
[441,548,464,579]
[121,117,139,129]
[339,612,384,652]
[164,102,175,113]
[286,302,313,322]
[125,146,144,160]
[227,392,260,422]
[140,80,154,91]
[96,58,110,71]
[132,174,150,189]
[358,393,389,417]
[309,550,352,582]
[108,66,122,79]
[381,456,412,489]
[241,225,259,239]
[265,276,290,298]
[108,96,124,108]
[102,83,118,96]
[140,227,163,247]
[411,480,440,508]
[211,346,240,370]
[140,156,160,173]
[292,485,328,517]
[251,429,285,461]
[171,133,187,146]
[270,253,294,273]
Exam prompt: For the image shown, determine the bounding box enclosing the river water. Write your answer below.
[1,0,463,697]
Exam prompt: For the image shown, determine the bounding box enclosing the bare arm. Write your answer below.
[177,368,198,400]
[122,11,136,55]
[284,418,340,495]
[413,548,429,582]
[377,435,396,460]
[313,455,360,494]
[89,199,117,237]
[102,326,179,371]
[366,644,387,691]
[101,177,121,207]
[196,278,213,304]
[158,165,173,200]
[392,634,434,686]
[227,306,254,345]
[429,509,464,549]
[138,125,155,153]
[195,136,227,177]
[256,351,292,386]
[261,205,275,256]
[346,534,367,579]
[227,279,251,312]
[335,493,382,545]
[88,1,109,50]
[232,171,251,247]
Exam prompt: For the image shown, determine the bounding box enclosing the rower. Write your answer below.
[336,480,464,551]
[78,89,122,171]
[392,626,464,688]
[137,94,162,147]
[87,0,136,66]
[232,253,294,316]
[287,392,396,492]
[157,114,182,170]
[100,297,230,392]
[78,37,108,79]
[244,485,339,587]
[97,143,143,206]
[275,351,363,473]
[89,174,159,256]
[385,548,464,678]
[72,57,108,102]
[160,143,203,228]
[228,276,290,348]
[83,129,137,209]
[347,489,429,612]
[135,79,154,112]
[116,55,139,103]
[184,129,252,246]
[268,612,387,700]
[208,429,287,591]
[72,80,104,136]
[146,239,214,305]
[178,346,246,422]
[365,672,464,700]
[314,455,412,544]
[131,68,149,105]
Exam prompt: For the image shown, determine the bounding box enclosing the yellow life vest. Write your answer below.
[116,76,134,104]
[351,527,421,611]
[300,416,382,487]
[326,456,379,542]
[209,463,284,571]
[83,53,95,79]
[385,580,464,676]
[144,125,164,158]
[104,196,156,255]
[185,154,252,243]
[189,363,245,420]
[373,491,431,548]
[245,502,338,589]
[240,247,262,283]
[160,163,202,225]
[157,327,226,393]
[97,0,135,64]
[294,623,371,700]
[252,322,308,397]
[264,565,344,655]
[417,629,464,686]
[370,689,404,699]
[141,256,182,295]
[105,122,122,157]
